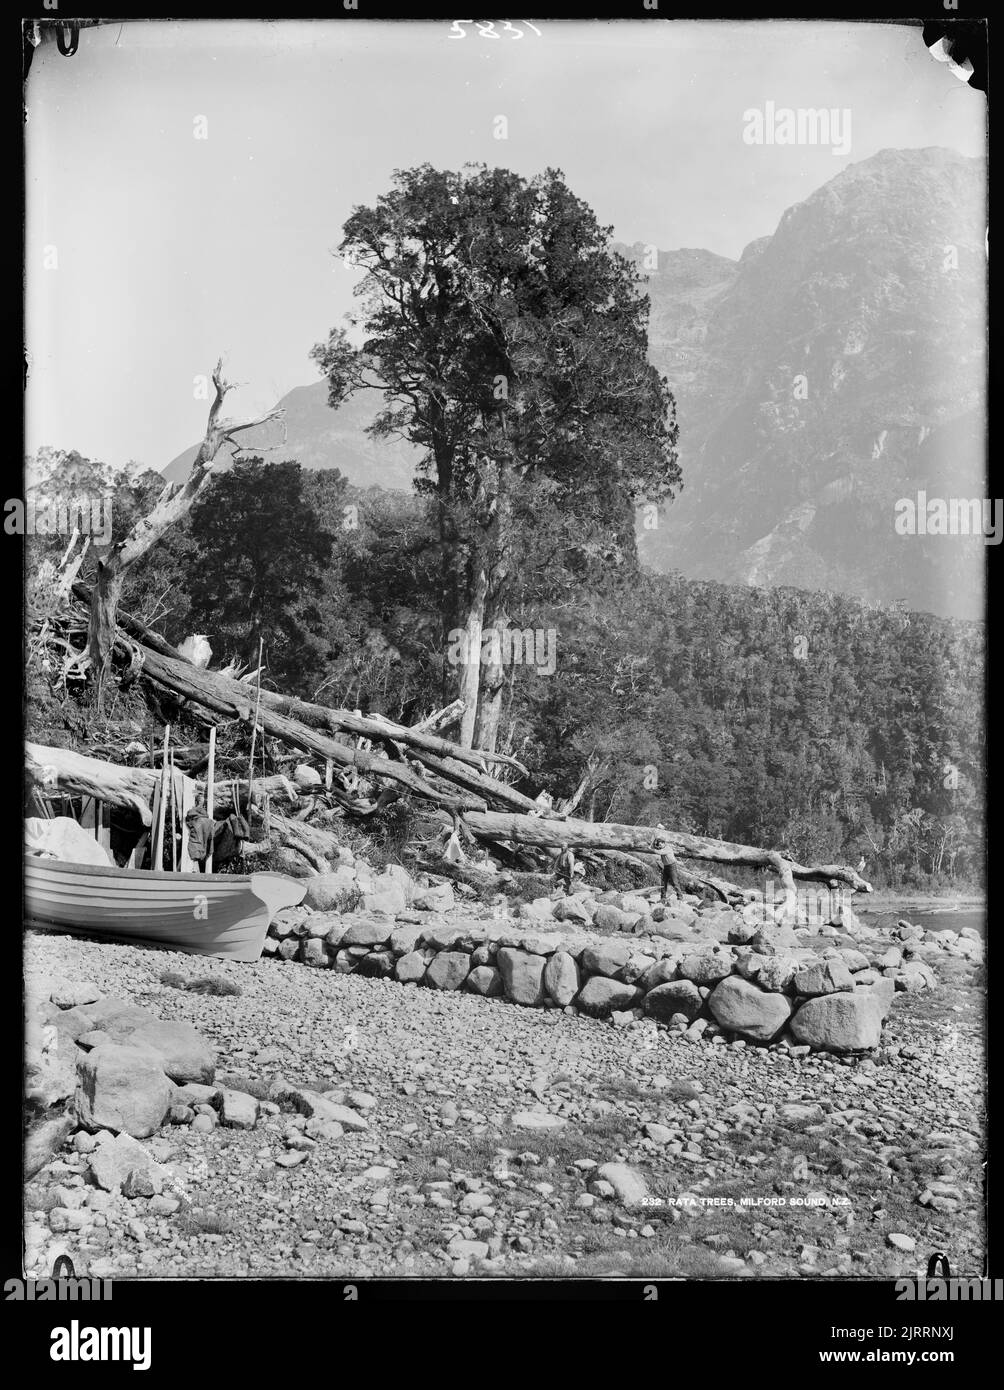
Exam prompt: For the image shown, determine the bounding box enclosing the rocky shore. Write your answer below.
[23,882,986,1282]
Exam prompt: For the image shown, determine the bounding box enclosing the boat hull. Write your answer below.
[23,858,307,962]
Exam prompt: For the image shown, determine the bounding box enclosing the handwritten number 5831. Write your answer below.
[448,21,542,39]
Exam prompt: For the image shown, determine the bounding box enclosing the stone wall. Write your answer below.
[263,890,972,1055]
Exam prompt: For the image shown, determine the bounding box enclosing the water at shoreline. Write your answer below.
[858,904,985,938]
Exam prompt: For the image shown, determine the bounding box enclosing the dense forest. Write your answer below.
[24,449,985,892]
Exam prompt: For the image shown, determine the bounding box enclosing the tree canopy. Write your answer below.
[311,163,681,746]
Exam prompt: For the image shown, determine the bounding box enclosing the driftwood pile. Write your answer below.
[30,588,874,903]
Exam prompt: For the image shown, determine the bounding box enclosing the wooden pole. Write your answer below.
[169,748,177,872]
[247,636,264,802]
[205,725,216,874]
[151,724,170,870]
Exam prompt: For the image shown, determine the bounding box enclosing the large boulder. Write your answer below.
[728,921,759,945]
[394,951,428,984]
[389,924,424,956]
[651,902,697,928]
[692,907,740,942]
[497,948,547,1006]
[220,1089,259,1129]
[707,976,792,1043]
[576,977,641,1018]
[422,925,467,950]
[361,871,409,916]
[643,979,703,1022]
[340,918,394,947]
[792,959,855,997]
[750,925,801,955]
[355,950,395,978]
[638,957,681,992]
[303,868,361,913]
[678,949,733,986]
[790,992,883,1053]
[617,894,654,917]
[463,966,503,997]
[50,981,102,1009]
[543,951,580,1006]
[592,904,634,933]
[89,1132,170,1195]
[94,1017,215,1085]
[732,950,766,982]
[895,963,937,992]
[620,952,658,986]
[411,882,454,913]
[854,976,896,1019]
[520,897,558,924]
[579,942,633,978]
[75,1044,175,1138]
[553,896,592,925]
[837,948,871,973]
[282,1088,369,1131]
[518,932,566,957]
[300,938,329,968]
[52,998,152,1046]
[425,951,471,991]
[756,955,800,993]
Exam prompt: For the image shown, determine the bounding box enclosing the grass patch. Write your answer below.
[175,1206,235,1237]
[215,1074,273,1101]
[159,970,242,997]
[415,1132,504,1175]
[405,1116,633,1182]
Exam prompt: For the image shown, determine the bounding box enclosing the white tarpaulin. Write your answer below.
[25,816,113,867]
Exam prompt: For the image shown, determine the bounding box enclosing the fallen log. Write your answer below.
[413,854,511,897]
[27,743,159,824]
[127,640,486,814]
[403,748,538,814]
[207,775,300,807]
[28,744,302,822]
[86,590,528,779]
[413,699,464,734]
[457,811,872,892]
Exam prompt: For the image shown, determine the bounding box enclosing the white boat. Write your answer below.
[24,856,306,962]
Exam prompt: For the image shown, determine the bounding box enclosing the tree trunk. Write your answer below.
[88,565,126,706]
[473,609,507,754]
[456,562,487,749]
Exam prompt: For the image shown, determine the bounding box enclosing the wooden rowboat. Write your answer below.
[24,856,307,962]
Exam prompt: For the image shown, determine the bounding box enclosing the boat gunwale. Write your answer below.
[24,857,256,887]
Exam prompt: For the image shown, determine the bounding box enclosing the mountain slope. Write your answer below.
[636,147,987,619]
[162,148,986,617]
[162,382,419,491]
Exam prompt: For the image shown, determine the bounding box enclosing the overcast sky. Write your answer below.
[25,19,985,473]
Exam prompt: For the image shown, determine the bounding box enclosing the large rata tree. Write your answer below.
[311,164,680,750]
